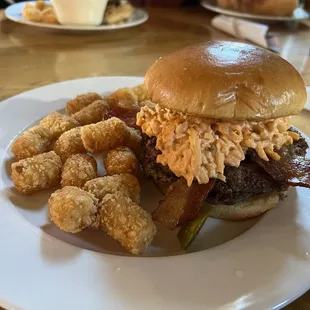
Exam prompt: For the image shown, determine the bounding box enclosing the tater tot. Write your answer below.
[106,84,149,110]
[107,87,138,110]
[61,154,97,188]
[11,125,54,160]
[84,174,140,203]
[124,127,142,155]
[132,84,149,102]
[41,8,58,24]
[99,192,157,255]
[11,151,62,195]
[104,146,138,176]
[24,3,33,9]
[49,186,99,233]
[35,0,46,10]
[81,117,128,153]
[40,112,79,139]
[72,100,110,125]
[22,7,42,22]
[54,127,86,162]
[66,92,102,116]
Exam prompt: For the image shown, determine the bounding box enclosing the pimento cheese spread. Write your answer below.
[137,104,299,186]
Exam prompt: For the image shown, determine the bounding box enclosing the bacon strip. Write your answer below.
[250,151,310,188]
[152,178,215,230]
[103,106,140,129]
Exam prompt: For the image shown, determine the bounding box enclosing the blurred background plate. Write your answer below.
[200,0,310,21]
[5,1,148,31]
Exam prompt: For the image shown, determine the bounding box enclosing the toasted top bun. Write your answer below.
[145,41,307,120]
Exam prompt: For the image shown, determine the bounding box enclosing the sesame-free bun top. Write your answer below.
[145,41,307,120]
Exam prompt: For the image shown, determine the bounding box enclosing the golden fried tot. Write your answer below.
[61,154,97,188]
[11,151,62,195]
[35,0,46,10]
[106,84,149,110]
[81,117,128,153]
[106,87,137,109]
[72,100,109,125]
[124,127,142,155]
[40,112,79,139]
[84,174,140,203]
[133,84,149,102]
[49,186,99,233]
[99,192,157,255]
[22,7,42,22]
[41,8,58,24]
[66,92,102,116]
[24,3,33,9]
[54,127,86,162]
[11,125,54,160]
[104,146,138,176]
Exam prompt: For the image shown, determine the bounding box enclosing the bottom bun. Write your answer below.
[209,191,287,221]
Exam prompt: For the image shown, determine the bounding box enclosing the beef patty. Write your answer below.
[140,132,308,205]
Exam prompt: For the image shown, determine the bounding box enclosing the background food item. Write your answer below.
[84,174,140,203]
[11,125,54,160]
[11,151,62,195]
[22,1,56,23]
[22,6,42,22]
[61,154,97,188]
[40,112,79,139]
[41,7,58,24]
[66,92,102,116]
[104,146,138,175]
[35,0,47,11]
[104,2,133,24]
[216,0,298,16]
[72,100,110,125]
[99,192,156,255]
[54,127,86,162]
[49,186,99,233]
[81,117,128,153]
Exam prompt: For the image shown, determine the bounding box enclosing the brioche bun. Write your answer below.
[145,41,306,121]
[209,191,285,221]
[216,0,298,17]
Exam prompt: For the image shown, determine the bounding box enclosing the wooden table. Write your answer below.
[0,6,310,310]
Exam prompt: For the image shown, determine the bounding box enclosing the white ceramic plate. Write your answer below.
[1,76,310,310]
[5,1,148,31]
[201,0,310,21]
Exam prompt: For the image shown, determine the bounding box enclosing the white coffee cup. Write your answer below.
[52,0,108,26]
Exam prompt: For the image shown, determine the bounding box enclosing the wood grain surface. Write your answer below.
[0,5,310,310]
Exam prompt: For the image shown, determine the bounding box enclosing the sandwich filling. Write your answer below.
[137,104,299,186]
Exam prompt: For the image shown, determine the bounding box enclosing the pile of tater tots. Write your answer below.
[10,85,157,255]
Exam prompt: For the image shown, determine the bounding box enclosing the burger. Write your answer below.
[136,41,310,235]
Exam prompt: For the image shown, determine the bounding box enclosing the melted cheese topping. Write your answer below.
[137,104,299,186]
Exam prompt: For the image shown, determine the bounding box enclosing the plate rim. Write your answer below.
[1,76,310,310]
[5,1,149,31]
[200,0,310,21]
